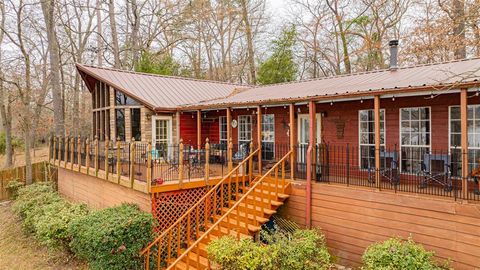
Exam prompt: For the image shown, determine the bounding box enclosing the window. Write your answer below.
[154,118,170,158]
[131,108,141,141]
[400,107,430,173]
[219,116,227,145]
[115,90,139,106]
[116,109,125,141]
[262,114,275,160]
[359,110,385,169]
[450,105,480,176]
[238,115,252,146]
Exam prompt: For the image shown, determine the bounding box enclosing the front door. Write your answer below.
[152,116,172,160]
[297,114,321,169]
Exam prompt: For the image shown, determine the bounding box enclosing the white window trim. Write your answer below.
[296,113,321,145]
[238,115,252,144]
[398,106,432,173]
[358,109,386,169]
[262,114,275,160]
[219,116,227,143]
[151,115,173,146]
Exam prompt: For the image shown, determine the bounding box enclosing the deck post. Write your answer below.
[116,139,121,183]
[228,137,233,172]
[249,141,254,181]
[289,104,295,181]
[179,139,184,188]
[461,88,468,198]
[64,136,69,168]
[205,138,210,185]
[70,136,74,170]
[94,135,99,177]
[130,138,136,187]
[374,95,381,189]
[257,105,262,174]
[77,136,82,172]
[85,138,90,175]
[147,141,152,192]
[197,110,202,150]
[306,100,316,229]
[105,137,110,180]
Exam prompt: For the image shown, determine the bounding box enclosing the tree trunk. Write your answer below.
[109,0,121,68]
[24,128,32,184]
[41,0,64,137]
[240,0,256,84]
[96,0,103,66]
[453,0,466,59]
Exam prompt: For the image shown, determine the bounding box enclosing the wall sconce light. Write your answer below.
[145,113,152,121]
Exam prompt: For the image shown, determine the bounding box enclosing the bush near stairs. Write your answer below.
[207,229,333,270]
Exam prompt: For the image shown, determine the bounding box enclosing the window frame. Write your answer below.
[115,108,126,141]
[358,109,386,169]
[219,116,227,145]
[238,115,252,145]
[399,106,432,173]
[261,114,275,161]
[131,108,142,141]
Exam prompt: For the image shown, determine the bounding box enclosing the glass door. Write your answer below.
[297,114,321,172]
[152,116,172,161]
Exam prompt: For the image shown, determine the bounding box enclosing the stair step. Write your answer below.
[241,181,290,193]
[229,201,277,216]
[198,225,252,244]
[244,195,284,207]
[220,207,269,223]
[181,251,210,270]
[212,215,261,233]
[167,260,200,270]
[243,188,290,200]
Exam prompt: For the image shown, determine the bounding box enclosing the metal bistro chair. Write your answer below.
[417,153,453,192]
[368,151,400,185]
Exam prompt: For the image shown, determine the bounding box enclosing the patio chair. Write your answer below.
[417,153,452,191]
[368,151,400,185]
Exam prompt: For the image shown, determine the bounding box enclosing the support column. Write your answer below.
[197,110,202,149]
[461,88,468,198]
[257,105,262,173]
[306,100,316,229]
[374,95,381,189]
[289,104,295,180]
[226,108,231,144]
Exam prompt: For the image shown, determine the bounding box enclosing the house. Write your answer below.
[52,42,480,269]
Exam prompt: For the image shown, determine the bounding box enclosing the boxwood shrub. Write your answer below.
[207,229,332,270]
[361,237,450,270]
[68,203,155,270]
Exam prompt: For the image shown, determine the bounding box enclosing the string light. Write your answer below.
[392,96,395,101]
[330,101,334,106]
[360,98,363,103]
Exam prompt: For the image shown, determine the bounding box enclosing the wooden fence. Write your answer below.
[0,161,56,201]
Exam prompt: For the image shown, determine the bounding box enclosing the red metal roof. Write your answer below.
[192,58,480,107]
[76,63,247,110]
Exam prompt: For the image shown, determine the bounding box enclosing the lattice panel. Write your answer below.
[152,187,208,232]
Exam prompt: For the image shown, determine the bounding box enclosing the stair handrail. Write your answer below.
[166,150,293,270]
[141,148,260,261]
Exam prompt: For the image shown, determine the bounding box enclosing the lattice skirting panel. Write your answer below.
[151,187,208,232]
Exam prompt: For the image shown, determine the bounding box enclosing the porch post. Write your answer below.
[197,110,202,150]
[226,108,232,144]
[306,100,316,229]
[289,104,295,181]
[461,88,468,198]
[257,105,262,173]
[374,95,381,189]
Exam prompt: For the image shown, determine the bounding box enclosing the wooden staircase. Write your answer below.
[141,149,293,270]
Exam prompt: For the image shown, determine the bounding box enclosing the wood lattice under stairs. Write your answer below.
[141,149,293,270]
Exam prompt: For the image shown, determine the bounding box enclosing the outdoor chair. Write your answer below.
[417,153,452,191]
[368,151,400,185]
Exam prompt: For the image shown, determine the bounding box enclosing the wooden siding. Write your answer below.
[58,167,151,212]
[0,162,53,201]
[279,182,480,269]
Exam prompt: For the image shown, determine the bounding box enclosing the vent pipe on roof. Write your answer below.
[389,40,399,71]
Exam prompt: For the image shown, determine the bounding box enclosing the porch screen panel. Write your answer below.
[131,108,141,141]
[359,109,385,169]
[238,115,252,147]
[219,116,227,146]
[116,109,126,141]
[450,105,480,177]
[261,114,275,160]
[400,107,430,173]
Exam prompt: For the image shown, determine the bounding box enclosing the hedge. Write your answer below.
[11,182,156,270]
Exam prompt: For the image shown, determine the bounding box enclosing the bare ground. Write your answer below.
[0,146,49,168]
[0,201,87,270]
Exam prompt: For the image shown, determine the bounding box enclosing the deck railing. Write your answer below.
[141,147,260,269]
[294,143,480,202]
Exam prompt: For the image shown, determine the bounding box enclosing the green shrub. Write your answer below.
[207,229,332,270]
[362,237,450,270]
[5,180,24,199]
[0,132,24,155]
[33,200,89,248]
[68,203,155,270]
